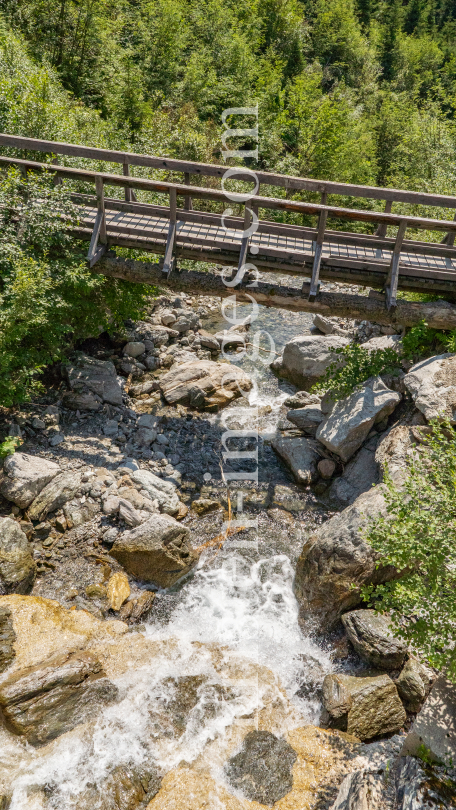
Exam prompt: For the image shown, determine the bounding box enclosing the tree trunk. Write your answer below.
[96,256,456,330]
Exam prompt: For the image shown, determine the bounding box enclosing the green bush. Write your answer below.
[0,167,150,406]
[402,319,456,362]
[311,342,401,401]
[361,421,456,681]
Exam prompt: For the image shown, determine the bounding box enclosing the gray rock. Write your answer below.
[283,391,321,409]
[63,499,100,529]
[130,469,180,515]
[341,609,408,671]
[294,486,399,631]
[28,471,82,521]
[403,353,456,423]
[198,329,220,351]
[316,377,401,462]
[118,498,144,527]
[225,730,297,806]
[159,359,252,410]
[394,756,452,809]
[173,311,200,333]
[161,310,176,326]
[64,354,123,406]
[0,650,118,746]
[0,606,15,673]
[329,768,384,810]
[111,514,197,588]
[375,424,417,486]
[313,314,351,337]
[103,419,119,437]
[322,673,406,740]
[102,495,120,516]
[0,518,36,594]
[396,656,433,712]
[0,453,60,509]
[271,435,320,485]
[326,443,380,508]
[401,675,456,764]
[49,432,65,447]
[137,414,158,429]
[215,330,246,349]
[145,356,159,371]
[286,406,325,437]
[123,341,145,358]
[361,334,402,351]
[272,335,350,389]
[62,391,102,411]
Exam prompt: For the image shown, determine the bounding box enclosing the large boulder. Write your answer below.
[316,377,401,462]
[130,469,179,515]
[63,353,123,407]
[396,656,434,712]
[286,406,325,437]
[159,359,252,410]
[0,518,36,595]
[225,730,297,805]
[27,471,82,521]
[271,435,320,485]
[0,453,60,509]
[375,424,417,486]
[294,487,398,632]
[110,514,197,588]
[322,673,406,741]
[403,353,456,422]
[341,609,408,671]
[272,335,350,389]
[0,650,118,746]
[401,675,456,764]
[325,441,380,508]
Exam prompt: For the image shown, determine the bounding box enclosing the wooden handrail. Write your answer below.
[1,132,456,210]
[2,154,456,234]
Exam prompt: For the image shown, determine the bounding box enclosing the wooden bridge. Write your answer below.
[2,133,456,313]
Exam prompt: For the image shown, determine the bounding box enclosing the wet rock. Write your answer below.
[123,341,145,358]
[27,471,82,521]
[294,487,399,631]
[85,583,107,599]
[326,442,380,508]
[272,335,350,389]
[0,650,118,746]
[198,329,220,351]
[118,590,155,624]
[0,518,36,595]
[73,763,162,810]
[396,656,433,712]
[0,606,15,673]
[316,377,401,462]
[159,359,252,409]
[0,453,60,509]
[283,391,321,409]
[64,354,123,407]
[225,730,297,806]
[286,406,325,437]
[404,353,456,422]
[130,469,179,515]
[190,498,222,515]
[318,458,336,479]
[401,675,456,764]
[271,435,320,485]
[106,572,130,611]
[341,609,408,671]
[110,514,197,588]
[322,673,406,740]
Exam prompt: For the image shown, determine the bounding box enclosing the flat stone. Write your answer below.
[27,471,82,521]
[361,334,402,351]
[0,453,60,508]
[198,329,220,351]
[271,435,320,485]
[272,335,350,389]
[159,359,252,409]
[106,573,130,611]
[286,406,325,437]
[283,391,321,408]
[130,469,180,515]
[316,377,401,462]
[322,673,406,741]
[341,609,408,670]
[404,353,456,422]
[225,730,297,806]
[110,514,197,588]
[401,675,456,764]
[64,354,123,406]
[294,487,399,631]
[326,443,380,508]
[0,518,36,594]
[0,650,118,746]
[313,314,350,337]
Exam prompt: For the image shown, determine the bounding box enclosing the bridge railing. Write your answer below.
[1,149,456,309]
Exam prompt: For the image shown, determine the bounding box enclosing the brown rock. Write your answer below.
[118,591,155,624]
[107,572,130,611]
[159,359,252,409]
[322,673,406,741]
[318,458,336,479]
[0,606,15,673]
[191,498,222,515]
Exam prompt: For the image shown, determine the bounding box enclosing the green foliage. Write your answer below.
[361,421,456,682]
[0,168,150,406]
[0,435,21,458]
[311,342,401,400]
[401,319,456,361]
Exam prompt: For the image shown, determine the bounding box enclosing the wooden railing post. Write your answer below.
[237,203,252,276]
[375,200,392,237]
[123,162,132,202]
[87,175,107,267]
[52,156,63,186]
[385,219,407,310]
[307,208,328,301]
[184,172,192,210]
[162,187,177,277]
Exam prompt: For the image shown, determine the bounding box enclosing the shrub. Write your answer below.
[0,167,150,406]
[361,421,456,681]
[311,341,401,401]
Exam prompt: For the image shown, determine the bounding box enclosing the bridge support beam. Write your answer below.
[95,256,456,330]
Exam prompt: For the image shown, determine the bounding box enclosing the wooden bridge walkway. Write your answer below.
[2,133,456,311]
